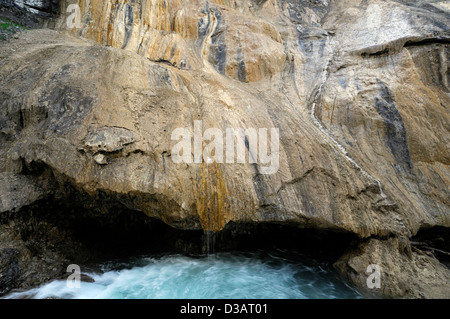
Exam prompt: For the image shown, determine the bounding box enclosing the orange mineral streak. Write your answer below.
[194,160,231,233]
[67,0,285,81]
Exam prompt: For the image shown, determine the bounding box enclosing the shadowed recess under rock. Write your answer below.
[0,187,361,296]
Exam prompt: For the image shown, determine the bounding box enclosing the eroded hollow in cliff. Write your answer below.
[1,160,362,295]
[4,184,361,265]
[412,226,450,268]
[2,162,360,264]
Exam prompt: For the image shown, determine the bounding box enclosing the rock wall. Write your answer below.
[34,0,450,236]
[55,0,289,83]
[0,0,60,26]
[0,0,59,16]
[0,0,449,298]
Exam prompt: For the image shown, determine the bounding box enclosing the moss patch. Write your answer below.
[0,17,29,40]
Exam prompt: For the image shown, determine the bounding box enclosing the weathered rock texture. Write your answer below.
[0,0,59,16]
[0,0,449,298]
[0,0,60,27]
[335,236,450,299]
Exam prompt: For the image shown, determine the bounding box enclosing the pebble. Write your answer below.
[93,153,108,165]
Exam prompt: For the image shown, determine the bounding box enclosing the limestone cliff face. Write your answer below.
[0,0,59,16]
[0,0,449,298]
[57,0,287,83]
[33,0,450,236]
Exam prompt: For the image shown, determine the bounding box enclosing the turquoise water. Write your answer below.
[4,251,361,299]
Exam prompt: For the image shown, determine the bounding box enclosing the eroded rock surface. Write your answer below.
[335,237,450,298]
[0,0,449,298]
[0,0,59,27]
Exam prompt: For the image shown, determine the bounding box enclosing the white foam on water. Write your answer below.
[3,252,361,299]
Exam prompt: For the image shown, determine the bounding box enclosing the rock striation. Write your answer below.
[0,0,449,298]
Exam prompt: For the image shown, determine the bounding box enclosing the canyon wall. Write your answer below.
[0,0,449,298]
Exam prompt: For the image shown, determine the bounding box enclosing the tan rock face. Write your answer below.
[0,29,401,236]
[42,0,448,236]
[57,0,288,82]
[335,237,450,298]
[0,0,449,297]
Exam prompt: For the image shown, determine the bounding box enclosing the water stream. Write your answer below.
[3,251,361,299]
[308,49,387,197]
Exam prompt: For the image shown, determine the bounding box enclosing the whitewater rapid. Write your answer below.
[4,251,361,299]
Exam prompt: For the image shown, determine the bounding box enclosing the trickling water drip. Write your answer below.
[202,156,218,256]
[376,180,386,198]
[204,157,212,256]
[204,230,217,256]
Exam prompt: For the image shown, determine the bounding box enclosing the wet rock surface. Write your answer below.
[335,236,450,299]
[0,0,449,298]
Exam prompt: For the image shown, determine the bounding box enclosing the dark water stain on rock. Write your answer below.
[252,0,269,7]
[338,76,347,89]
[374,79,413,171]
[208,8,227,75]
[406,43,449,92]
[122,4,134,50]
[39,86,94,135]
[237,41,247,82]
[280,0,330,24]
[170,43,177,61]
[151,65,172,87]
[197,4,211,40]
[0,248,22,295]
